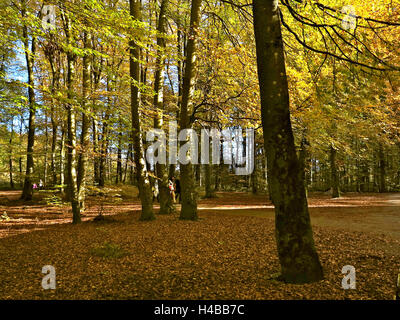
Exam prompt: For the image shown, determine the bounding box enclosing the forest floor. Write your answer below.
[0,188,399,300]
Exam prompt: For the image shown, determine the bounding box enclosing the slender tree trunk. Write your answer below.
[204,162,215,198]
[298,138,308,197]
[330,144,340,198]
[153,0,173,214]
[99,110,110,187]
[44,111,48,188]
[77,31,91,210]
[21,7,36,201]
[129,142,134,185]
[253,0,323,284]
[60,121,66,195]
[19,115,23,187]
[64,15,81,224]
[51,113,58,186]
[251,157,258,194]
[179,0,202,220]
[46,46,60,187]
[123,144,130,183]
[130,0,154,220]
[204,129,216,198]
[214,163,220,191]
[93,118,99,184]
[9,117,14,189]
[116,128,123,184]
[378,144,386,192]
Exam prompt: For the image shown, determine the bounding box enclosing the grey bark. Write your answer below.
[253,0,323,283]
[130,0,155,220]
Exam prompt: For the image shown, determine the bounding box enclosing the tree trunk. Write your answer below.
[99,110,110,187]
[153,0,173,214]
[298,137,308,197]
[330,144,340,198]
[46,46,60,187]
[130,0,154,220]
[179,0,202,220]
[19,115,23,187]
[253,0,323,284]
[93,117,99,184]
[378,144,386,192]
[204,162,215,198]
[64,16,81,224]
[9,117,14,189]
[42,112,48,188]
[60,121,66,195]
[21,7,36,201]
[77,31,91,211]
[116,128,123,184]
[50,112,58,186]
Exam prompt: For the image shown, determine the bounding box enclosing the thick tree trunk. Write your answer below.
[21,9,36,201]
[64,16,81,224]
[153,0,173,214]
[179,0,202,220]
[330,145,340,198]
[253,0,323,284]
[130,0,154,220]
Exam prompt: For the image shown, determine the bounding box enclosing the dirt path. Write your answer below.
[0,190,399,242]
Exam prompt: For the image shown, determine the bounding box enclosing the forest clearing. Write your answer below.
[0,189,399,299]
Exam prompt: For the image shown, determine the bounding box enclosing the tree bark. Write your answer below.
[77,31,91,211]
[330,144,340,198]
[21,5,36,201]
[253,0,323,284]
[60,121,66,195]
[130,0,155,220]
[378,144,386,192]
[204,162,215,198]
[153,0,173,214]
[9,117,14,189]
[178,0,202,220]
[116,127,123,184]
[64,14,81,224]
[99,109,110,187]
[45,43,60,187]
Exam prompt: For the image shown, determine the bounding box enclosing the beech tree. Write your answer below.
[253,0,324,283]
[179,0,202,220]
[130,0,155,221]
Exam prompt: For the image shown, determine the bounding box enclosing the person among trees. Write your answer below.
[152,181,159,203]
[168,178,176,203]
